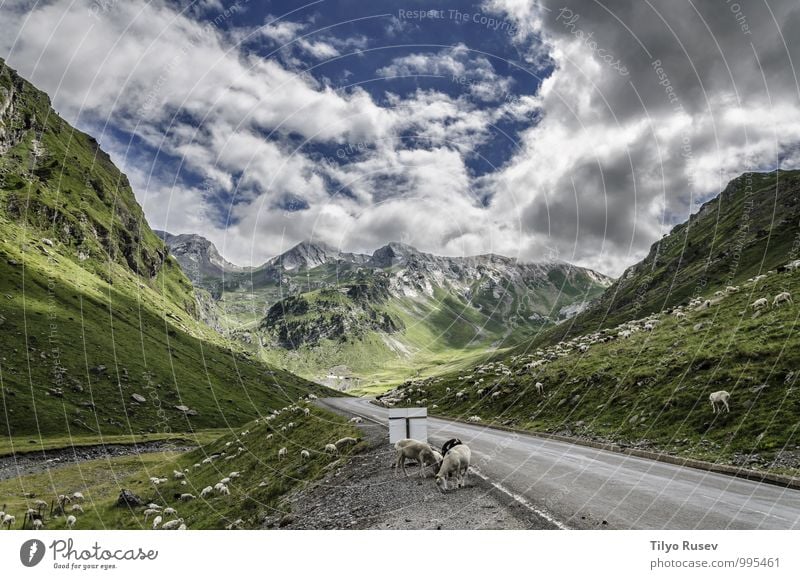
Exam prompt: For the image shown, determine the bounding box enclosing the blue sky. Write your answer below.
[3,0,800,275]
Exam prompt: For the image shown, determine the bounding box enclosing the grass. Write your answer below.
[395,267,800,477]
[0,406,361,529]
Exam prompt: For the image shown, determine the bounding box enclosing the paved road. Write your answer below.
[320,397,800,530]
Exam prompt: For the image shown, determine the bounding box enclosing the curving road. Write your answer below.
[319,397,800,530]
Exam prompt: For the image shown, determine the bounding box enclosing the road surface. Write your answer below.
[320,397,800,530]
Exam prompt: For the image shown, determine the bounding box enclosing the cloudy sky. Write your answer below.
[2,0,799,276]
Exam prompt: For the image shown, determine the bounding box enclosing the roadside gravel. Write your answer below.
[264,422,558,530]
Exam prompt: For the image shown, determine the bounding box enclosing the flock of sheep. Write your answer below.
[1,491,86,530]
[379,257,799,421]
[393,437,471,492]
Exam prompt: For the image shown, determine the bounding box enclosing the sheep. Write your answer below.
[177,523,187,530]
[618,330,632,339]
[773,292,793,307]
[229,471,240,479]
[300,450,310,461]
[32,519,44,530]
[65,515,76,529]
[278,447,288,460]
[266,434,273,440]
[349,417,363,424]
[303,407,311,416]
[674,311,687,319]
[200,486,214,498]
[324,443,338,455]
[709,390,731,414]
[161,518,185,530]
[393,439,440,477]
[334,437,359,449]
[751,297,768,310]
[163,507,177,517]
[491,391,502,400]
[71,504,84,514]
[2,514,15,529]
[467,415,482,423]
[726,286,739,294]
[173,470,185,480]
[179,493,195,502]
[220,477,231,485]
[535,382,545,396]
[152,516,162,529]
[435,444,471,492]
[217,485,230,496]
[71,492,84,503]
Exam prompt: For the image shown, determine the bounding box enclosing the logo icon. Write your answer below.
[20,539,46,567]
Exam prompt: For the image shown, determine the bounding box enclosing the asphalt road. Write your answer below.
[320,397,800,530]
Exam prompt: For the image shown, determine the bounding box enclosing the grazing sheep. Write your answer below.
[179,493,195,502]
[349,417,363,424]
[773,292,793,307]
[300,450,310,461]
[709,390,731,414]
[200,486,213,498]
[674,311,687,319]
[725,286,739,293]
[435,445,471,492]
[266,434,273,440]
[278,447,288,460]
[467,415,482,423]
[152,516,162,529]
[2,514,15,529]
[71,492,84,503]
[173,470,185,480]
[618,330,632,339]
[393,439,440,477]
[751,298,768,310]
[161,518,184,530]
[229,471,240,479]
[324,443,338,455]
[65,515,76,529]
[491,391,502,400]
[217,485,230,496]
[303,408,310,416]
[163,508,177,517]
[32,519,44,530]
[334,437,359,449]
[220,477,231,485]
[535,382,544,396]
[71,504,84,514]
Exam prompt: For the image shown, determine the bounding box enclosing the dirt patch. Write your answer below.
[263,422,557,530]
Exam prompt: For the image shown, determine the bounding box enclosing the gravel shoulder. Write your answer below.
[0,440,196,482]
[265,421,558,530]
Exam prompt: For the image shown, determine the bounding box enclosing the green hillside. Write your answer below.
[0,59,332,438]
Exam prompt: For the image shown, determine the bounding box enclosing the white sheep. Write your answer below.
[229,471,240,479]
[179,493,195,502]
[303,408,311,416]
[266,434,273,440]
[674,311,687,319]
[726,286,739,293]
[278,447,288,460]
[394,439,440,478]
[71,492,84,503]
[300,450,310,461]
[349,417,363,424]
[535,382,544,396]
[152,516,162,529]
[335,437,359,449]
[163,508,177,517]
[751,298,768,310]
[467,415,482,423]
[71,504,84,514]
[709,390,731,414]
[173,470,185,480]
[2,514,15,529]
[161,518,184,530]
[200,486,213,498]
[435,444,471,492]
[33,519,44,530]
[66,515,76,529]
[220,477,231,485]
[217,485,230,496]
[324,443,338,455]
[773,292,793,307]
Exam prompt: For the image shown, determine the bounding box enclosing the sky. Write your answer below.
[2,0,799,276]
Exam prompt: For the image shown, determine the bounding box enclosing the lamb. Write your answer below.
[179,493,195,502]
[2,514,15,529]
[161,518,185,530]
[200,486,214,498]
[300,450,310,461]
[66,515,76,529]
[324,443,338,455]
[750,297,768,310]
[393,439,440,477]
[709,390,731,414]
[152,516,162,529]
[435,444,471,492]
[278,447,288,460]
[773,292,793,307]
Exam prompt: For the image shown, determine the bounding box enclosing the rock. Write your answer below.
[131,393,146,403]
[278,514,294,528]
[174,405,190,412]
[115,489,144,508]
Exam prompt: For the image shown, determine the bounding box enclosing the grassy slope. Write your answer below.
[0,59,335,439]
[405,259,800,475]
[0,405,361,529]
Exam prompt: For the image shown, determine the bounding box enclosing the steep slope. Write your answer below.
[0,59,331,437]
[544,170,800,344]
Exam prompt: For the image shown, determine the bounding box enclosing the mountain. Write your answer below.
[402,170,800,475]
[0,59,331,437]
[157,234,612,387]
[544,170,800,344]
